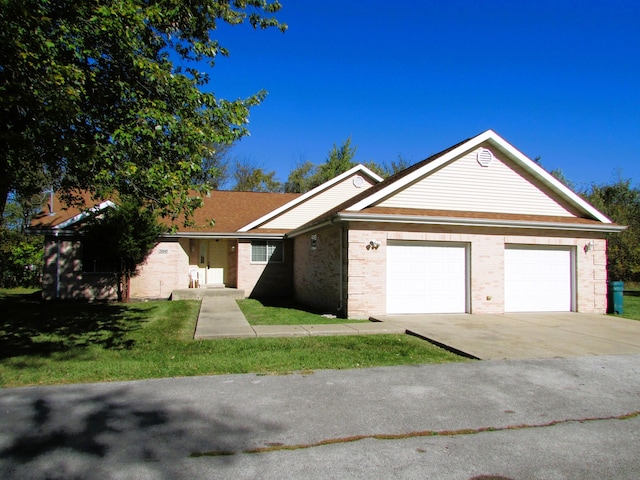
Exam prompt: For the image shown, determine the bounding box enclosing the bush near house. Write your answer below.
[0,229,42,288]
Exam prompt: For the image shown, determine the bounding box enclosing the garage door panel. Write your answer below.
[505,247,573,312]
[387,243,467,314]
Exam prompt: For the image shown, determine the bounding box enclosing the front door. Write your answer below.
[197,243,208,287]
[207,240,227,286]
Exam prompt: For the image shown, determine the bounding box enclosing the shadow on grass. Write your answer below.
[0,291,150,360]
[624,291,640,297]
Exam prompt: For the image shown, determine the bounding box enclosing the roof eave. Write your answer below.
[161,232,286,240]
[335,212,626,233]
[238,164,383,232]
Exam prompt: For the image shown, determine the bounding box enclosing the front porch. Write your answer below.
[186,238,238,289]
[171,287,245,301]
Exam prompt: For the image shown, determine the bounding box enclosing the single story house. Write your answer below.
[31,130,624,318]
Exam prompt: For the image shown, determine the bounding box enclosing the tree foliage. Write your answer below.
[0,0,286,225]
[0,229,43,288]
[583,179,640,282]
[284,138,357,193]
[191,142,234,190]
[283,139,413,193]
[82,200,165,301]
[231,159,282,192]
[283,160,315,194]
[0,193,43,287]
[365,155,411,179]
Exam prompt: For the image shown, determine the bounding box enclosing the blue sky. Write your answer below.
[206,0,639,190]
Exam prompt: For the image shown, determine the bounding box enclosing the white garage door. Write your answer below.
[504,246,574,312]
[387,242,467,314]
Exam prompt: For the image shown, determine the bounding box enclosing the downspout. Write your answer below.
[336,219,344,317]
[55,231,61,300]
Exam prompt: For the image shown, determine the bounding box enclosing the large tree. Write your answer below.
[0,0,286,225]
[583,178,640,282]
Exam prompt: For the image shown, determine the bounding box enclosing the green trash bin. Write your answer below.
[607,281,624,315]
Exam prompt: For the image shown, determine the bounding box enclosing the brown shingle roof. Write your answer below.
[29,192,109,230]
[178,191,300,233]
[30,190,301,233]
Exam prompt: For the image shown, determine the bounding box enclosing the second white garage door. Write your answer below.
[504,246,574,312]
[387,242,468,314]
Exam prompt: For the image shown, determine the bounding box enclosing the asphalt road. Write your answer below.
[1,354,640,479]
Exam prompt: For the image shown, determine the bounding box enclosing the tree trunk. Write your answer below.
[0,167,11,227]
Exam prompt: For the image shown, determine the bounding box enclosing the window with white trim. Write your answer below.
[251,240,284,263]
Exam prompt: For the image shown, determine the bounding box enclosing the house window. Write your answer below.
[82,243,117,273]
[251,240,284,263]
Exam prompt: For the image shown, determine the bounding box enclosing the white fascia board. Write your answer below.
[238,164,383,232]
[346,129,613,224]
[336,212,626,233]
[162,232,285,240]
[53,200,117,230]
[484,133,613,224]
[345,132,494,212]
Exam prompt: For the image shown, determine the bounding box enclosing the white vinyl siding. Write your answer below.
[387,242,468,314]
[262,174,375,229]
[378,147,576,217]
[251,240,283,263]
[504,246,574,312]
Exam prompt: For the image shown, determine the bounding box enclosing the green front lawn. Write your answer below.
[621,293,640,320]
[0,290,466,388]
[238,298,368,325]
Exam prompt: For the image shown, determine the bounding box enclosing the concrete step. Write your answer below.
[171,288,245,301]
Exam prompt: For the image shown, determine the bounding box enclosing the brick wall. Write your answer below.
[237,238,293,298]
[293,226,343,315]
[42,235,117,301]
[345,229,385,318]
[129,239,189,299]
[343,224,608,318]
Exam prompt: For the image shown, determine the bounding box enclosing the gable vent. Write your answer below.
[477,148,494,167]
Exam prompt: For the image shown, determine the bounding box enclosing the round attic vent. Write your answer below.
[353,175,364,188]
[477,148,494,167]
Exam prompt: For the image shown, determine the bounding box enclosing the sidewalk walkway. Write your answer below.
[192,295,404,340]
[188,290,640,361]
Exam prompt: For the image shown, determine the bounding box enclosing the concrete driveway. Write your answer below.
[372,312,640,360]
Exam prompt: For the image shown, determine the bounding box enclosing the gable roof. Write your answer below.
[237,164,383,232]
[346,130,611,222]
[30,191,115,231]
[288,130,624,236]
